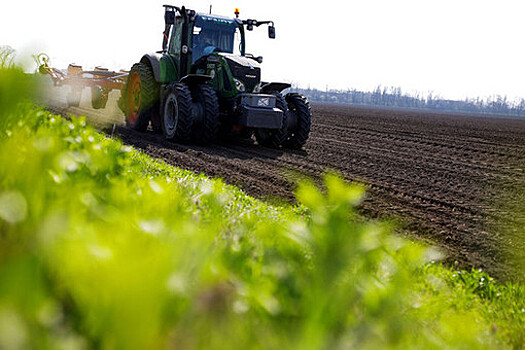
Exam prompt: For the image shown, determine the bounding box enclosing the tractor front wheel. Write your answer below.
[161,83,193,142]
[191,84,219,145]
[124,62,159,131]
[284,93,311,150]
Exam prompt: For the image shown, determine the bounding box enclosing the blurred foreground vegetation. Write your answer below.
[0,66,524,349]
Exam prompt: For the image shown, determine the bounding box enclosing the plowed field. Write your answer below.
[51,95,525,278]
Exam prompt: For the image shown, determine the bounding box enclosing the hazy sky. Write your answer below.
[2,0,524,100]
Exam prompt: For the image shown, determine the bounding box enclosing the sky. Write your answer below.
[2,0,525,101]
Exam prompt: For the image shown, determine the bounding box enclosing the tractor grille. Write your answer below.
[225,58,260,93]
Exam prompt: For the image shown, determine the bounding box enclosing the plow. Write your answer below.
[38,54,128,109]
[38,5,312,149]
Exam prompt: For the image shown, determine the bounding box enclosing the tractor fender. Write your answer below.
[140,53,163,82]
[261,82,292,93]
[179,74,212,86]
[140,53,179,83]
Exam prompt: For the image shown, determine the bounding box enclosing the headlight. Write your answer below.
[253,82,262,93]
[233,78,246,92]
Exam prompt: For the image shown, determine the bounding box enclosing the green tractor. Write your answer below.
[119,5,311,149]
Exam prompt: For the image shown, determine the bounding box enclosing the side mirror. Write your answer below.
[268,26,276,39]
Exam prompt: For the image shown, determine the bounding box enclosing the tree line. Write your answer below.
[290,85,525,117]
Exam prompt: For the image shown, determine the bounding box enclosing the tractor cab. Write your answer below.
[190,15,244,63]
[163,7,274,82]
[167,13,244,65]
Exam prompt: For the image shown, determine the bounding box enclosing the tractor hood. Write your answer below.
[219,53,261,92]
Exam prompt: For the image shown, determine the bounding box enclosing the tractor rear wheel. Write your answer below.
[91,85,109,109]
[284,93,311,150]
[191,84,219,145]
[254,91,288,148]
[161,83,193,142]
[123,62,159,131]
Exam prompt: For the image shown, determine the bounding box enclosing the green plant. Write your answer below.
[0,45,15,69]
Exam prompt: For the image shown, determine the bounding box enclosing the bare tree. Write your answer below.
[289,85,525,117]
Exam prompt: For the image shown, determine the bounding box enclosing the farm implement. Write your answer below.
[38,54,127,110]
[39,5,312,149]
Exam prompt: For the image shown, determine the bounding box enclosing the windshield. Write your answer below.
[192,15,243,63]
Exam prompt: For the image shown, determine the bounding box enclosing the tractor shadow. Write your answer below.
[110,126,307,161]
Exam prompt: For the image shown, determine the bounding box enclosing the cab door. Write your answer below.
[168,18,184,76]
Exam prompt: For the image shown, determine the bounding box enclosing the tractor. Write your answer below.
[120,5,312,148]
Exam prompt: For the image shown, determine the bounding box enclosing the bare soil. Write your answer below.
[49,92,525,278]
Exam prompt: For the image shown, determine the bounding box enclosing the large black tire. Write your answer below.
[271,91,287,112]
[284,93,311,150]
[91,85,109,109]
[123,62,159,132]
[190,84,219,145]
[161,83,193,142]
[254,91,288,148]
